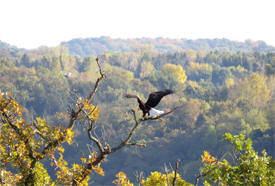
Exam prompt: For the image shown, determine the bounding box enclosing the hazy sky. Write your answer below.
[0,0,274,49]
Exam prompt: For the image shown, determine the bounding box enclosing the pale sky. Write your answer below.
[0,0,274,49]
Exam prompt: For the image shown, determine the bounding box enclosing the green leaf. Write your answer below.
[223,133,233,143]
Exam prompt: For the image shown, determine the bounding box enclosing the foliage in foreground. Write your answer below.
[0,92,102,185]
[141,171,191,186]
[112,133,274,186]
[199,133,275,185]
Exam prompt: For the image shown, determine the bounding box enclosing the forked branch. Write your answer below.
[75,106,181,185]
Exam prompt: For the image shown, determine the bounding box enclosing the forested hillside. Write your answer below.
[61,37,275,57]
[0,40,274,185]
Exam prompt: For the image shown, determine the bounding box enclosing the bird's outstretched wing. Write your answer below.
[125,94,146,110]
[145,89,173,108]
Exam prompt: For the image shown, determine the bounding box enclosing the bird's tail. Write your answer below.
[124,94,139,99]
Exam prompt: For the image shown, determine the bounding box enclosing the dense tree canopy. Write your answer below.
[0,41,274,185]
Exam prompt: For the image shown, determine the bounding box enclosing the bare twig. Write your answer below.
[86,58,105,103]
[88,122,104,153]
[135,171,144,186]
[125,142,146,147]
[221,151,237,164]
[164,164,170,186]
[194,168,215,186]
[172,160,180,186]
[32,121,49,142]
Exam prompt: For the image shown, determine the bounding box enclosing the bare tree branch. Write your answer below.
[86,58,105,103]
[68,57,105,129]
[87,121,104,153]
[74,105,181,185]
[80,107,105,154]
[42,58,106,159]
[111,109,141,153]
[125,142,146,147]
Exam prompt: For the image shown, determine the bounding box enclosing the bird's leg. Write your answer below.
[142,111,146,117]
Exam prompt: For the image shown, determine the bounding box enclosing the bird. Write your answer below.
[125,89,174,117]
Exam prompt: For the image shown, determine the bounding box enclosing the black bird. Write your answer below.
[125,89,173,117]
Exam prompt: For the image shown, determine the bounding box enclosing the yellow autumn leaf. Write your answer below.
[7,92,12,97]
[57,146,65,153]
[80,157,87,163]
[84,99,88,104]
[93,107,100,118]
[201,151,211,162]
[83,102,91,110]
[113,171,133,186]
[0,145,5,152]
[66,128,74,138]
[201,151,217,165]
[92,165,104,176]
[89,107,100,120]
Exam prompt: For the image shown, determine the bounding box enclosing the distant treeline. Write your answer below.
[61,37,275,57]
